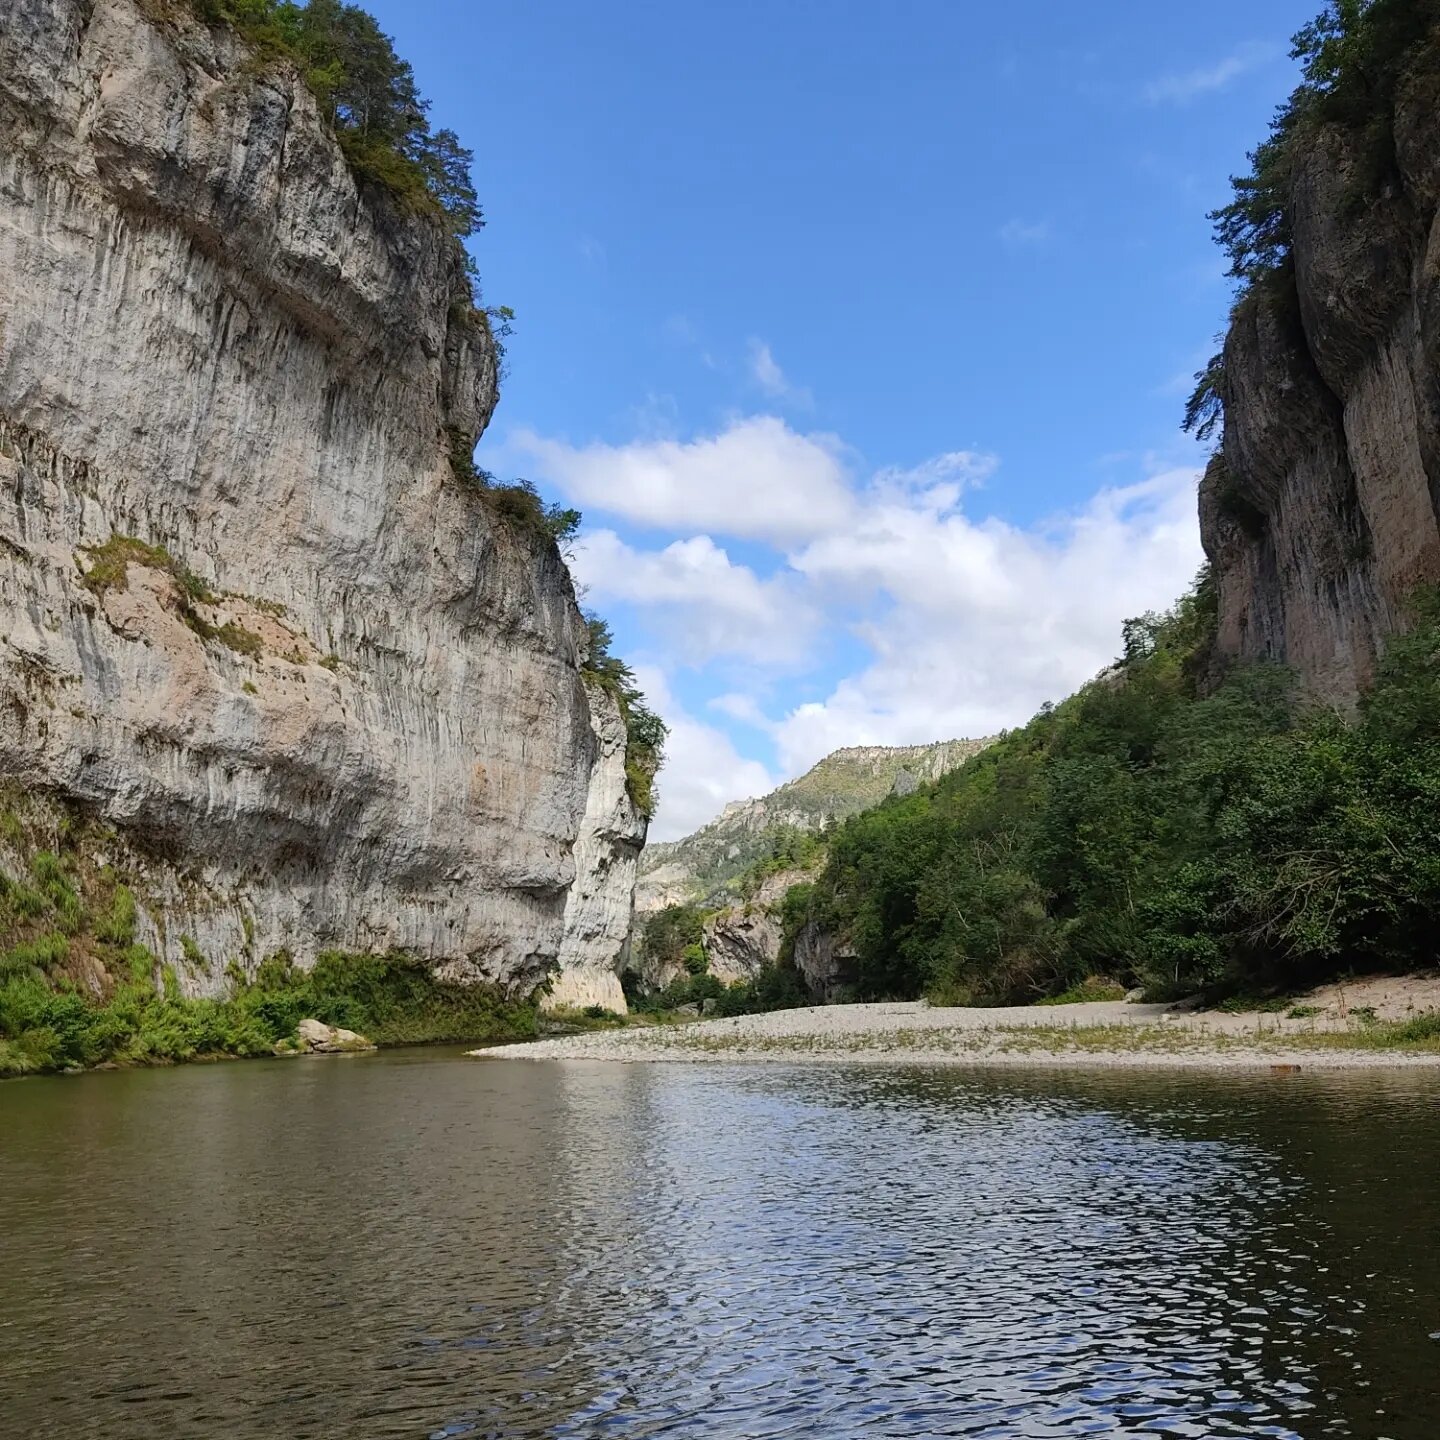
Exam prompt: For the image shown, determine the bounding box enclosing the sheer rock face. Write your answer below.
[700,867,811,986]
[0,0,644,996]
[545,681,645,1013]
[1203,80,1440,700]
[792,922,856,1005]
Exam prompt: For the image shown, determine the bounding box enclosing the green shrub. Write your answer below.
[793,575,1440,1006]
[79,535,175,597]
[923,977,977,1007]
[710,964,809,1018]
[579,1005,626,1024]
[582,614,666,817]
[1391,1012,1440,1042]
[182,0,484,237]
[1035,977,1128,1006]
[0,946,535,1078]
[95,887,137,946]
[0,874,48,920]
[29,853,82,934]
[0,933,70,980]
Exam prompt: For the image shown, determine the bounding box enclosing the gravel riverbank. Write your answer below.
[472,983,1440,1070]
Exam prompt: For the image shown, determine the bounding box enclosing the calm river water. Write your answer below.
[3,1052,1439,1438]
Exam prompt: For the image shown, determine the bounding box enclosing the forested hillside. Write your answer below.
[791,578,1439,1004]
[765,0,1440,1009]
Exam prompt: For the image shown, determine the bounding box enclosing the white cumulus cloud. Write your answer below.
[774,466,1204,774]
[570,530,819,667]
[634,666,777,841]
[510,416,854,544]
[524,408,1206,836]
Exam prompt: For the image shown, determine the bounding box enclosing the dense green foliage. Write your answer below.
[637,903,706,970]
[582,615,667,817]
[0,796,533,1078]
[710,964,810,1017]
[732,827,827,901]
[177,0,483,233]
[625,910,725,1014]
[794,577,1440,1005]
[0,946,534,1078]
[629,892,814,1017]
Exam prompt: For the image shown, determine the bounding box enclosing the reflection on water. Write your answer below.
[2,1056,1438,1437]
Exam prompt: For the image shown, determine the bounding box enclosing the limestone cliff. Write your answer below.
[0,0,645,997]
[1200,34,1440,698]
[699,866,809,986]
[547,680,645,1011]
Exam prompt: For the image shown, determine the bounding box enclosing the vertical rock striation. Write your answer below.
[1201,66,1440,699]
[0,0,644,995]
[547,681,646,1012]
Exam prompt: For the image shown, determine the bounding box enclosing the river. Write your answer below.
[3,1052,1438,1437]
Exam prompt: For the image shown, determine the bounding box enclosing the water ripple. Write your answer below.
[2,1058,1438,1437]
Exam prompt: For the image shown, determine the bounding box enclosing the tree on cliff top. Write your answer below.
[1190,0,1440,444]
[189,0,483,236]
[1210,0,1439,287]
[582,615,668,819]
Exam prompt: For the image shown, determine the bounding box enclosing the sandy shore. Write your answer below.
[471,978,1440,1071]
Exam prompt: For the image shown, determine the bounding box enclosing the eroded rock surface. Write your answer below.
[0,0,643,997]
[792,922,858,1005]
[700,867,811,985]
[296,1019,375,1054]
[1202,75,1440,698]
[545,682,646,1012]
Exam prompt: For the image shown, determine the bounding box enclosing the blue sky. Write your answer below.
[367,0,1314,838]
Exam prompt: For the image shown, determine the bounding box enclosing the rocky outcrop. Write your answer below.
[295,1019,374,1054]
[696,866,811,984]
[792,922,856,1005]
[1201,63,1440,699]
[0,1,642,996]
[702,909,781,985]
[544,681,646,1012]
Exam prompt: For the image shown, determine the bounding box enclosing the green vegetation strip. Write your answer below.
[0,799,533,1078]
[783,578,1440,1010]
[0,946,535,1079]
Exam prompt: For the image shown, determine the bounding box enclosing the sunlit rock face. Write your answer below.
[546,682,646,1013]
[0,0,643,996]
[699,868,811,986]
[1202,79,1440,699]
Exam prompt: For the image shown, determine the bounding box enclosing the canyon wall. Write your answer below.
[0,0,643,998]
[1201,64,1440,697]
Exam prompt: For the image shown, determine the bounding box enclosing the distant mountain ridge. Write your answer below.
[637,738,993,911]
